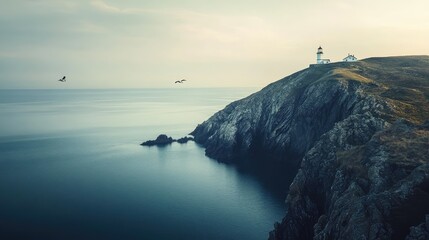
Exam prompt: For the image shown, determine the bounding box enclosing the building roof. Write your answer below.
[343,54,358,60]
[344,54,356,58]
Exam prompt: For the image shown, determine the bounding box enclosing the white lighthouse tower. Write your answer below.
[317,46,323,64]
[316,46,330,64]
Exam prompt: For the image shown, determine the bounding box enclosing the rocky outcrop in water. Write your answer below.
[141,134,193,146]
[191,56,429,239]
[176,136,194,144]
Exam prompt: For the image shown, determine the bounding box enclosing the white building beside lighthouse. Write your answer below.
[316,46,330,64]
[343,54,358,62]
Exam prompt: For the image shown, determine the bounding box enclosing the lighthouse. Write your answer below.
[317,46,323,64]
[316,46,330,64]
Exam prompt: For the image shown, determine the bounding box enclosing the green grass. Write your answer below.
[379,127,429,166]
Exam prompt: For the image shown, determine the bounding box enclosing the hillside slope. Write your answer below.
[191,56,429,239]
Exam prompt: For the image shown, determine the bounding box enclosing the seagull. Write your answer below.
[174,79,186,84]
[58,76,66,82]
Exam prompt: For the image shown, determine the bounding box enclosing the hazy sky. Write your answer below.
[1,0,428,89]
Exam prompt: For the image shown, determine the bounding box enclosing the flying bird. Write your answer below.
[175,79,186,84]
[58,76,66,82]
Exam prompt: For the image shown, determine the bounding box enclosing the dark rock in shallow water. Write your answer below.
[140,135,194,146]
[190,56,429,239]
[140,134,173,146]
[176,136,194,144]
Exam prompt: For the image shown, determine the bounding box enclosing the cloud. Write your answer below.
[90,0,122,13]
[90,0,157,15]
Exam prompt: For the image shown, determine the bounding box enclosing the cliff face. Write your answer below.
[191,57,428,162]
[270,119,429,240]
[190,56,429,239]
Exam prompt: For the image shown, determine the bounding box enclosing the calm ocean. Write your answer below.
[0,88,289,240]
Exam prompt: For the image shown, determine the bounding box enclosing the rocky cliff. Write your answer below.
[190,56,429,239]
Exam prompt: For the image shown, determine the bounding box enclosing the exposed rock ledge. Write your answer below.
[190,56,429,239]
[270,119,429,240]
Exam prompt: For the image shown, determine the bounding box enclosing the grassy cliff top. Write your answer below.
[297,56,429,123]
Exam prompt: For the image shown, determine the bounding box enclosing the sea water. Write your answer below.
[0,89,290,240]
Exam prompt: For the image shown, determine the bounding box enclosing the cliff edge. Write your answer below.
[191,56,429,239]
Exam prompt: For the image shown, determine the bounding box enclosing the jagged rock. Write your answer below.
[272,120,429,240]
[140,134,173,146]
[191,56,428,163]
[406,215,429,240]
[176,136,194,144]
[190,56,429,239]
[140,135,194,146]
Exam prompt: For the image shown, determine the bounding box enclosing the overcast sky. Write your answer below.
[1,0,428,89]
